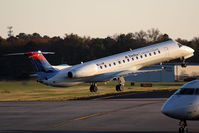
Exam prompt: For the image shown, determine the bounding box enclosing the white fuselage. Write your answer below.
[42,40,194,86]
[162,80,199,120]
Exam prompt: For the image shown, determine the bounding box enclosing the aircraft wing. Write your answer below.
[90,68,163,82]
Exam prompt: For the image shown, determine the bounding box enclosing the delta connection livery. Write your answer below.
[7,40,194,92]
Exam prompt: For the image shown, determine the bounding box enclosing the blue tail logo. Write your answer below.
[25,51,58,80]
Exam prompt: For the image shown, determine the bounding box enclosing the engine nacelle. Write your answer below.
[68,71,73,78]
[67,64,98,78]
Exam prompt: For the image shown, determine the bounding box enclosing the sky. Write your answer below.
[0,0,199,40]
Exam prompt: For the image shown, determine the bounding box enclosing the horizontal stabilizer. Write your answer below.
[4,51,55,56]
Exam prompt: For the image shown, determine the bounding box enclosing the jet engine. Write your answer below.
[67,64,98,78]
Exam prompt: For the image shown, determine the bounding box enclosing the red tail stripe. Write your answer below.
[25,51,47,61]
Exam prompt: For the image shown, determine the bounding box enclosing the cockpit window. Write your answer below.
[177,43,183,48]
[195,89,199,95]
[177,88,194,95]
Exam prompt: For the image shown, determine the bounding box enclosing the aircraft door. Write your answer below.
[164,47,169,60]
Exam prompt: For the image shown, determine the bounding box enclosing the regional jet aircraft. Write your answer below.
[162,80,199,133]
[7,40,194,92]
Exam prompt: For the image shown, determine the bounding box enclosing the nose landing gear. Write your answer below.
[181,57,187,68]
[179,120,188,133]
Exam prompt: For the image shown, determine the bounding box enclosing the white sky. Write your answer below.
[0,0,199,40]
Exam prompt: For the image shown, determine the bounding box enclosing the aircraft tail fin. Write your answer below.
[5,51,58,80]
[24,51,56,73]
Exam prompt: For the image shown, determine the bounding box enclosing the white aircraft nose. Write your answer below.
[184,46,194,54]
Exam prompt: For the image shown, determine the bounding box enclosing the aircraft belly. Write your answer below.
[140,56,168,67]
[57,82,83,87]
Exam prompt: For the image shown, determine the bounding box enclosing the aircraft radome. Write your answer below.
[162,80,199,133]
[6,40,194,92]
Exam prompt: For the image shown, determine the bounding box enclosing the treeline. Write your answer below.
[0,28,199,80]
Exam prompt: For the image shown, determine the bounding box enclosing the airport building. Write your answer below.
[125,64,199,82]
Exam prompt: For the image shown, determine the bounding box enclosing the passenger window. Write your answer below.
[178,88,194,95]
[100,66,103,69]
[104,65,107,68]
[154,52,156,55]
[118,61,121,64]
[127,59,130,62]
[132,58,134,61]
[158,51,161,54]
[149,53,152,56]
[145,54,147,57]
[113,62,116,65]
[109,64,111,67]
[123,60,125,63]
[140,55,143,58]
[136,57,138,59]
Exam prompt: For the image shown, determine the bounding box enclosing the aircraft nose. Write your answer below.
[161,104,170,116]
[184,46,194,54]
[161,100,184,119]
[161,102,176,117]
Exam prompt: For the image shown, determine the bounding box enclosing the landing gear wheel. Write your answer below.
[185,128,188,133]
[90,83,98,92]
[179,127,184,133]
[93,86,98,92]
[116,84,124,91]
[181,57,187,68]
[115,77,125,92]
[178,120,188,133]
[181,62,187,67]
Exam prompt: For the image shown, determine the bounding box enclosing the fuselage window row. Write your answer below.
[99,50,161,69]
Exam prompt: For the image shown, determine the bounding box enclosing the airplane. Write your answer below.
[161,80,199,133]
[7,40,194,92]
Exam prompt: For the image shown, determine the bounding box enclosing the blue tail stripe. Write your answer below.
[31,60,40,72]
[30,59,58,80]
[31,59,55,72]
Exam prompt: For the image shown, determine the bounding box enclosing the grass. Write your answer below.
[0,80,186,101]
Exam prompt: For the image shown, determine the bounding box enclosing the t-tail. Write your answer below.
[24,51,58,81]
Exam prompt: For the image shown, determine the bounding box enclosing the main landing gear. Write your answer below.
[181,57,187,68]
[90,82,98,92]
[116,77,125,92]
[179,120,188,133]
[90,77,126,92]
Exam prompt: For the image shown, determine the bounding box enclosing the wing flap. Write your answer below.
[89,68,163,82]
